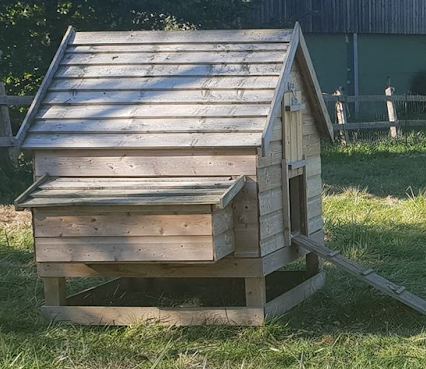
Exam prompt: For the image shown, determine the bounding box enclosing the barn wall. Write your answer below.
[256,0,426,35]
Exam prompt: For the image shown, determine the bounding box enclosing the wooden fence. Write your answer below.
[0,82,33,162]
[323,89,426,143]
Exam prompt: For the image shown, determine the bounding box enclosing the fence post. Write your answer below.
[0,82,15,164]
[385,86,398,138]
[334,89,349,145]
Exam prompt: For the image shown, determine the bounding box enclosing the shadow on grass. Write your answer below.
[2,216,426,338]
[278,219,426,338]
[321,139,426,199]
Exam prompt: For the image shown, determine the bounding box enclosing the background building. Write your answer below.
[256,0,426,96]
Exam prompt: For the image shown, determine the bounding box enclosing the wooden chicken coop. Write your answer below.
[14,23,334,326]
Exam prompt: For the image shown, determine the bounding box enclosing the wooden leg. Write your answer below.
[306,253,323,278]
[245,277,266,307]
[43,277,67,306]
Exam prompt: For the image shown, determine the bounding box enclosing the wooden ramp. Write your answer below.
[293,234,426,316]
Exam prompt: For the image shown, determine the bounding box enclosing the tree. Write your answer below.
[0,0,257,96]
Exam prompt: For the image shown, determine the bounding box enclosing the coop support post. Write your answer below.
[334,89,349,145]
[306,253,323,277]
[43,277,67,306]
[386,86,398,138]
[245,277,266,307]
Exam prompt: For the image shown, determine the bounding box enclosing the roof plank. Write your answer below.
[36,104,271,120]
[67,43,288,53]
[22,132,263,149]
[61,51,287,65]
[30,117,266,134]
[49,76,280,91]
[56,64,283,78]
[71,30,293,45]
[16,176,246,209]
[42,90,275,105]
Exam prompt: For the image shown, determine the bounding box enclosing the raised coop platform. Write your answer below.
[40,271,325,326]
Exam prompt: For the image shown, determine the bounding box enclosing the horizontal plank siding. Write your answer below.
[34,150,257,177]
[232,179,260,257]
[257,164,281,192]
[257,113,285,256]
[35,236,214,262]
[33,212,212,237]
[260,210,283,239]
[258,186,283,216]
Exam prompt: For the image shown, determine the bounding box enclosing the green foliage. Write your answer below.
[0,0,257,95]
[0,155,33,205]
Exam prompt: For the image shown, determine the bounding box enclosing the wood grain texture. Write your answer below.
[232,179,260,258]
[37,104,271,119]
[71,29,292,44]
[30,117,266,134]
[34,212,212,237]
[24,132,263,149]
[41,306,265,326]
[20,176,245,210]
[35,236,214,262]
[67,43,288,53]
[37,257,265,278]
[49,76,280,91]
[42,90,275,106]
[34,150,257,177]
[61,51,287,65]
[56,64,282,78]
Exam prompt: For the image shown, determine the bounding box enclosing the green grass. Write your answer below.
[2,135,426,368]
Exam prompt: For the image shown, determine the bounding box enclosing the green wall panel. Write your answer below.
[305,34,426,96]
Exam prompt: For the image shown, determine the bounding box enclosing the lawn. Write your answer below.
[2,136,426,368]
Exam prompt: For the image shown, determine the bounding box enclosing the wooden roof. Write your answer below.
[16,25,332,152]
[15,175,245,210]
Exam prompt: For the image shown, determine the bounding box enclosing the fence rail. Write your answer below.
[323,89,426,142]
[0,82,34,163]
[324,95,426,103]
[0,83,33,149]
